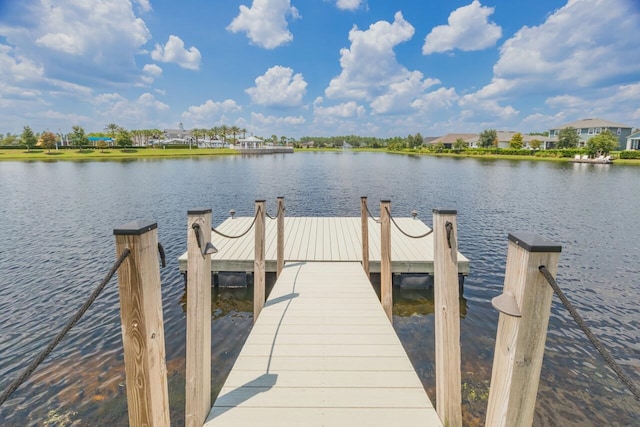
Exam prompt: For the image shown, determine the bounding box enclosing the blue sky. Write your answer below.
[1,0,639,139]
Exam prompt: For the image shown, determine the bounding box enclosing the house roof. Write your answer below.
[496,131,549,142]
[551,118,632,130]
[422,136,439,144]
[627,131,640,139]
[428,133,478,144]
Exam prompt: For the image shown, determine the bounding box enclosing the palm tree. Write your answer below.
[230,126,240,144]
[104,123,119,146]
[204,127,218,141]
[220,125,228,144]
[192,128,204,145]
[241,127,247,139]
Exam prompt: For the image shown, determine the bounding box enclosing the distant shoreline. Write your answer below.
[2,147,639,165]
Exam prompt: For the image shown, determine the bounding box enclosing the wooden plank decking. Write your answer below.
[178,217,469,275]
[204,262,443,427]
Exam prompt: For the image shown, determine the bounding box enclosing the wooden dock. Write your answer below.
[204,262,443,427]
[178,216,469,276]
[110,210,563,427]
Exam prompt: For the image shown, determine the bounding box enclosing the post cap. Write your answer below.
[380,199,391,203]
[255,199,266,203]
[432,208,457,215]
[508,232,562,253]
[277,196,284,199]
[114,220,157,236]
[188,208,212,215]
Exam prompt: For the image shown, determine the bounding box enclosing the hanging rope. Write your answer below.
[385,207,434,239]
[363,200,381,224]
[212,207,261,239]
[0,249,131,408]
[266,202,286,220]
[539,266,640,401]
[265,211,277,220]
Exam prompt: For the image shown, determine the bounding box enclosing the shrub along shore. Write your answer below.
[0,147,238,160]
[1,145,639,164]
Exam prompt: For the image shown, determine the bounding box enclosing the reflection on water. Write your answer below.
[0,154,638,426]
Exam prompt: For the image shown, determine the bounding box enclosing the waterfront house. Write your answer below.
[626,130,640,150]
[428,133,477,149]
[163,128,193,144]
[548,118,633,150]
[428,132,550,150]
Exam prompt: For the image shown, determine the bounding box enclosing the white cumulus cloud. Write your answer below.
[93,92,169,129]
[493,0,640,89]
[246,66,307,106]
[134,0,152,13]
[314,100,366,119]
[140,63,162,85]
[411,87,460,112]
[423,1,502,55]
[336,0,363,11]
[326,11,442,115]
[181,99,242,126]
[227,0,300,49]
[0,0,151,88]
[251,112,305,126]
[459,0,640,128]
[151,35,201,70]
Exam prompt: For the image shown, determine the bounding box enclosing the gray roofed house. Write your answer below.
[549,118,633,150]
[163,128,193,143]
[427,133,478,149]
[626,130,640,150]
[495,131,552,149]
[422,136,439,145]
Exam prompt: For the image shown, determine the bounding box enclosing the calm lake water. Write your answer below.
[0,152,638,426]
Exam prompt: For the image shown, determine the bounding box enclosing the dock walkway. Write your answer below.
[179,216,469,275]
[204,261,442,427]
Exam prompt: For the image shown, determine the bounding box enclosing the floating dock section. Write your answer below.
[179,216,469,277]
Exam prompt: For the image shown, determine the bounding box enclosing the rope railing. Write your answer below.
[539,266,640,401]
[0,248,132,408]
[363,199,381,224]
[212,206,261,239]
[265,203,284,220]
[385,207,434,239]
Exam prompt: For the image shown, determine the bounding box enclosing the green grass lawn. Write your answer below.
[0,148,238,161]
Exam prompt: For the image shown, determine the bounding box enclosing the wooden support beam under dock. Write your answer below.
[178,217,469,276]
[204,262,443,427]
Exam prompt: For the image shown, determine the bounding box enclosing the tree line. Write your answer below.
[2,124,621,157]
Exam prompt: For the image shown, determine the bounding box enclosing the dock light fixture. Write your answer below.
[230,209,236,219]
[491,291,521,317]
[192,223,218,257]
[411,209,418,219]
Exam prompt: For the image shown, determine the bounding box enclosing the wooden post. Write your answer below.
[486,233,561,427]
[432,209,462,427]
[185,209,212,427]
[360,196,370,277]
[254,200,266,322]
[276,197,285,278]
[380,200,392,322]
[113,221,170,427]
